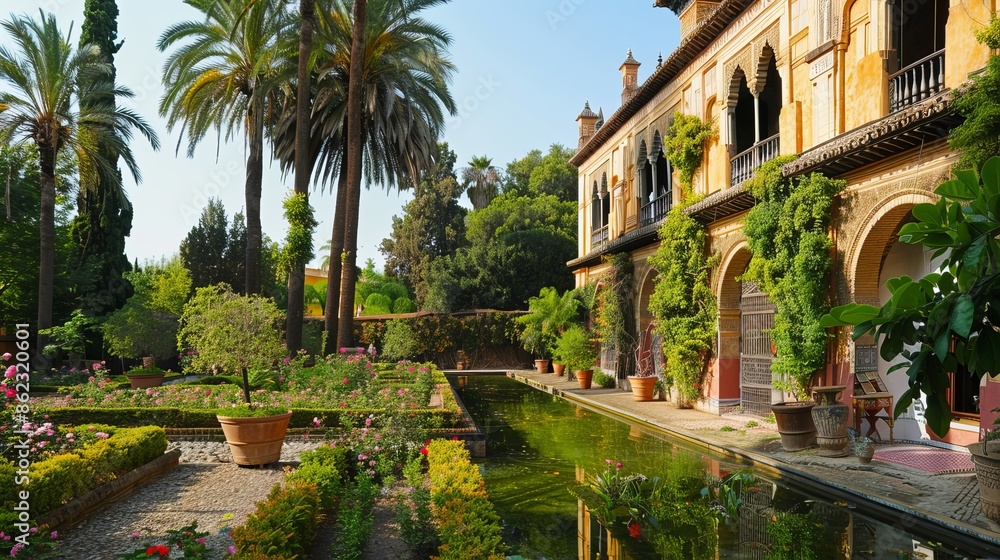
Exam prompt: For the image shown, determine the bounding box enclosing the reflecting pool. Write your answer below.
[451,374,986,560]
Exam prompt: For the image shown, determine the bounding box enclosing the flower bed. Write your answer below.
[0,424,167,538]
[426,439,506,560]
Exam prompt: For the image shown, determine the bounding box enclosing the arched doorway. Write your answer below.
[850,195,940,441]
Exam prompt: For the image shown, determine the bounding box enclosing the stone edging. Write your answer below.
[37,449,182,532]
[506,372,1000,556]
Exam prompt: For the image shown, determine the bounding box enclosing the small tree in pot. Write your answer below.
[517,286,580,373]
[177,284,289,465]
[552,325,598,389]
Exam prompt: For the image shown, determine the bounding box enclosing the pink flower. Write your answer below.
[5,389,15,399]
[228,546,237,554]
[95,432,109,439]
[616,462,622,469]
[93,363,101,370]
[4,367,15,379]
[49,531,57,539]
[343,377,349,384]
[1,353,11,361]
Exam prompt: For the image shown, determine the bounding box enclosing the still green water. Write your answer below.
[451,374,985,560]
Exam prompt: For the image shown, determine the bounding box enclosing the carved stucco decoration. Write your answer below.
[835,170,948,306]
[782,92,953,176]
[724,20,781,103]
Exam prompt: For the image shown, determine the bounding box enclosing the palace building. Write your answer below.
[570,0,998,445]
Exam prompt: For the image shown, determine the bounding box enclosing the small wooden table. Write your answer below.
[852,391,894,442]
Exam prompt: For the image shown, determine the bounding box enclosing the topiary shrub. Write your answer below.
[363,293,393,315]
[381,320,421,361]
[392,296,417,314]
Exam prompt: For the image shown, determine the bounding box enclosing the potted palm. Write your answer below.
[517,287,580,374]
[553,325,598,389]
[177,285,289,466]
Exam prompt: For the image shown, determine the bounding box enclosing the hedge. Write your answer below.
[0,425,167,532]
[427,440,506,560]
[31,406,461,430]
[232,445,349,559]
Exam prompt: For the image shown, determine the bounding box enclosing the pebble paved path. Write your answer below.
[54,440,325,558]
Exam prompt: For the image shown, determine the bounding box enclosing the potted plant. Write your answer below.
[742,158,843,450]
[553,325,598,389]
[125,365,166,389]
[628,330,657,402]
[517,287,580,374]
[821,158,1000,520]
[177,285,289,466]
[970,425,1000,522]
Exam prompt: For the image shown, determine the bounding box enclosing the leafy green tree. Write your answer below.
[158,0,291,296]
[179,199,247,292]
[463,155,502,210]
[822,158,1000,436]
[0,10,159,348]
[465,193,576,246]
[379,142,467,304]
[0,145,80,327]
[502,144,577,202]
[72,0,136,319]
[177,284,285,403]
[103,257,192,362]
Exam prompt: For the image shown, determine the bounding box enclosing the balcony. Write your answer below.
[591,225,609,251]
[889,49,945,113]
[640,192,671,227]
[730,134,779,187]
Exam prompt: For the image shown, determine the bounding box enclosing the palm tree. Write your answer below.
[463,155,501,210]
[158,0,291,295]
[271,0,456,350]
[0,10,159,355]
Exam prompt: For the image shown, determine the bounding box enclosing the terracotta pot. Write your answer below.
[969,441,1000,523]
[575,369,593,389]
[127,373,164,389]
[811,385,849,457]
[216,411,292,466]
[552,362,566,376]
[534,359,550,374]
[771,402,817,451]
[628,376,656,402]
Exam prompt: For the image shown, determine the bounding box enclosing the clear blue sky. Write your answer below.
[3,1,680,270]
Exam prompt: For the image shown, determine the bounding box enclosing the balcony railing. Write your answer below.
[640,192,672,227]
[591,225,608,250]
[889,49,945,113]
[730,134,780,187]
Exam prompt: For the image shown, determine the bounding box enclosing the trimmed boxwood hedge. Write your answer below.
[0,425,167,533]
[32,406,461,429]
[427,439,506,560]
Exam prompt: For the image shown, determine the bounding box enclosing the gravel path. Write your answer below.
[54,440,326,558]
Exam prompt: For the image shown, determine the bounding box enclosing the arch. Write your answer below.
[650,130,663,161]
[847,191,937,304]
[591,181,601,230]
[728,68,755,153]
[716,241,752,310]
[636,139,648,165]
[637,264,658,334]
[715,241,752,411]
[752,44,776,95]
[757,47,782,140]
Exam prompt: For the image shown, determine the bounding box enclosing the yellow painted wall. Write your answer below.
[305,267,326,317]
[945,0,994,87]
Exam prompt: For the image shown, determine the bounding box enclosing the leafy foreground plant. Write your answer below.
[395,454,438,556]
[118,521,209,559]
[822,158,1000,436]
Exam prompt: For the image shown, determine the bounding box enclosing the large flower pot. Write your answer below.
[771,402,817,452]
[216,412,292,466]
[534,359,550,374]
[811,385,849,457]
[552,362,566,377]
[969,441,1000,523]
[575,369,593,389]
[628,376,656,402]
[127,373,164,389]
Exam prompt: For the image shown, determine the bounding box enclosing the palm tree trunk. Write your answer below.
[245,100,264,295]
[37,141,57,363]
[323,155,348,354]
[286,0,315,355]
[337,0,366,349]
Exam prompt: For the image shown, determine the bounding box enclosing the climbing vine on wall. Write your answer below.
[648,197,719,401]
[741,156,845,398]
[280,192,318,274]
[949,14,1000,172]
[663,112,715,197]
[595,253,637,380]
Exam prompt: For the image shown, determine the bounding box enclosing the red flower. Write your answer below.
[419,447,428,456]
[451,436,460,441]
[146,544,170,557]
[628,521,641,539]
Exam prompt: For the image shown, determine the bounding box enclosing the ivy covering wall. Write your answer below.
[595,253,637,380]
[662,112,715,197]
[648,200,719,401]
[741,156,845,398]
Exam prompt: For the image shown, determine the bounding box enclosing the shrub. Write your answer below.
[396,454,438,556]
[552,325,598,373]
[288,445,349,509]
[427,440,506,560]
[232,481,322,558]
[392,296,417,314]
[381,320,420,361]
[328,474,377,560]
[363,293,393,315]
[593,370,616,388]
